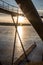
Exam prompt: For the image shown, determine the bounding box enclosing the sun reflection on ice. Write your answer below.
[17,26,23,37]
[16,26,23,47]
[18,16,24,23]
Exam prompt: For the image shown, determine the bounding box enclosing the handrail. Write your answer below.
[0,0,18,13]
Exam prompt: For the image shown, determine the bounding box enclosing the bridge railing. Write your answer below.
[0,0,18,13]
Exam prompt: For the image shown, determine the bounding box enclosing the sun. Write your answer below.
[18,16,24,23]
[14,16,24,23]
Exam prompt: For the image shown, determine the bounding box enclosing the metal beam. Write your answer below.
[15,0,43,40]
[0,22,31,26]
[0,8,24,16]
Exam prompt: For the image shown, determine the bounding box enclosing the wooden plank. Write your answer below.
[15,0,43,40]
[14,43,36,65]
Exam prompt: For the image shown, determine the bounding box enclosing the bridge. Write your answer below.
[0,0,35,65]
[0,0,43,17]
[15,0,43,40]
[0,0,43,65]
[0,0,43,26]
[0,0,27,26]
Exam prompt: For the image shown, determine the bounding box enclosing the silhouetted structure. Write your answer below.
[15,0,43,40]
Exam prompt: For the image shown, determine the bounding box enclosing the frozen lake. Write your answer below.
[0,26,43,65]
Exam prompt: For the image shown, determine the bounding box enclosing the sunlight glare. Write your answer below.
[17,26,22,37]
[18,16,24,23]
[14,16,24,23]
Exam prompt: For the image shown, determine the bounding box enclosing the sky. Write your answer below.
[32,0,43,10]
[3,0,43,10]
[3,0,18,7]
